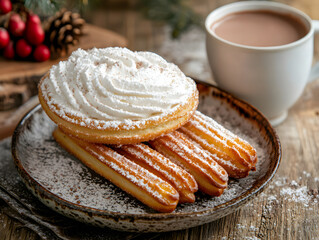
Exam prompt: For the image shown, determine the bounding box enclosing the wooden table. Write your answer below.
[1,0,319,239]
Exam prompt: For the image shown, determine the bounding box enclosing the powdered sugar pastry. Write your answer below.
[40,47,196,129]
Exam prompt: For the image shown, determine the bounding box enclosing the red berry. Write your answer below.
[0,0,12,14]
[27,14,41,24]
[25,21,44,45]
[10,13,20,21]
[0,27,9,48]
[3,40,14,59]
[16,39,32,58]
[33,44,50,62]
[9,14,25,37]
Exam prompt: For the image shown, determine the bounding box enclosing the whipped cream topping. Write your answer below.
[41,47,196,129]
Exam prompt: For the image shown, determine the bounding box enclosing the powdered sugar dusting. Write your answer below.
[250,173,319,210]
[90,144,178,204]
[271,175,318,208]
[40,47,197,130]
[189,111,256,166]
[153,131,228,187]
[280,186,312,207]
[116,144,197,193]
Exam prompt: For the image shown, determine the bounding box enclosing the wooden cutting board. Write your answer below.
[0,24,127,139]
[0,24,127,111]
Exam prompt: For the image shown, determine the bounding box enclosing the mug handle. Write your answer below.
[308,20,319,82]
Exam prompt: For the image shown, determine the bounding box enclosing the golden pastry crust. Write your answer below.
[113,143,198,203]
[53,128,179,213]
[179,111,257,178]
[39,73,199,144]
[149,131,229,196]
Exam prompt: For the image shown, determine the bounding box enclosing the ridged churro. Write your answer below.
[113,143,198,203]
[53,128,179,213]
[149,131,228,196]
[179,111,257,178]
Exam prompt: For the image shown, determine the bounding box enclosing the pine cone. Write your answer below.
[45,9,85,58]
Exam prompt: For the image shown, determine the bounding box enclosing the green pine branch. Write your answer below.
[21,0,203,38]
[23,0,63,16]
[139,0,203,38]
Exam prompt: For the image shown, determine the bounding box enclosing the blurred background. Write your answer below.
[1,1,319,239]
[0,0,319,114]
[78,0,319,79]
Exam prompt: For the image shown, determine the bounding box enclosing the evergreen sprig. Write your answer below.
[20,0,202,38]
[140,0,202,38]
[23,0,63,17]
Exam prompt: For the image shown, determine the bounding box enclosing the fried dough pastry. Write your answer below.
[39,48,198,144]
[113,143,198,203]
[179,111,257,178]
[149,131,228,196]
[53,128,179,213]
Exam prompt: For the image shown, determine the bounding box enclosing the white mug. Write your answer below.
[205,1,319,126]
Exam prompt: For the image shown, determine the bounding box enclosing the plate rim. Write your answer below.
[11,82,281,221]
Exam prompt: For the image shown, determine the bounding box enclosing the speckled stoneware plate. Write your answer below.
[12,83,281,232]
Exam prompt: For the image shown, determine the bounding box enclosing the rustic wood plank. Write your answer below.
[1,0,319,239]
[0,211,40,240]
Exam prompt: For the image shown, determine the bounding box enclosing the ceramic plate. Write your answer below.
[12,83,281,232]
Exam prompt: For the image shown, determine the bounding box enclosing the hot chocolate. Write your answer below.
[211,10,308,47]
